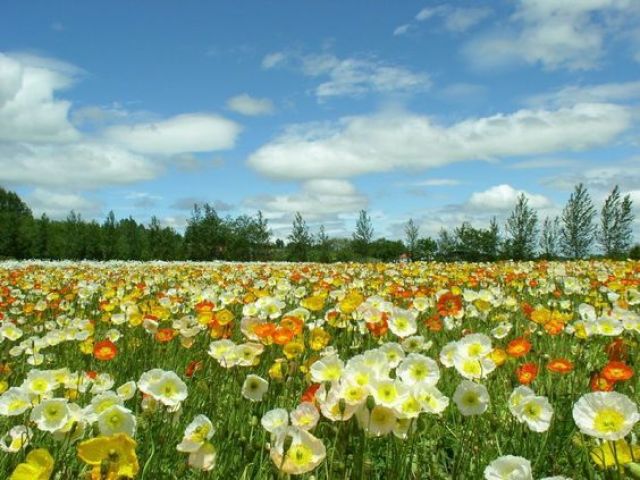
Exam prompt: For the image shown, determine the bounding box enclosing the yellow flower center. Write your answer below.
[594,408,625,434]
[287,444,313,466]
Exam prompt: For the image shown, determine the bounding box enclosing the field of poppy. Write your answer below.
[0,260,639,479]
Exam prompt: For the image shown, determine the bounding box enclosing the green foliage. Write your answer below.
[599,185,634,258]
[561,183,596,259]
[287,212,313,261]
[0,184,635,262]
[353,210,374,257]
[505,194,538,260]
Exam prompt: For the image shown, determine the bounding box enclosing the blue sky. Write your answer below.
[1,0,639,239]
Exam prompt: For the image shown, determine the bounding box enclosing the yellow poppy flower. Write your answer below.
[77,434,139,479]
[10,448,54,480]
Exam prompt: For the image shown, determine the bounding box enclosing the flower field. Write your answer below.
[0,260,639,479]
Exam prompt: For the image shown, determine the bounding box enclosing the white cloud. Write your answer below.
[393,24,411,36]
[27,188,102,219]
[442,7,492,32]
[464,0,640,70]
[466,184,552,211]
[542,159,640,194]
[248,103,631,180]
[0,52,80,143]
[525,81,640,107]
[263,52,430,100]
[261,52,287,69]
[126,192,162,208]
[245,179,367,220]
[411,5,491,32]
[0,142,161,188]
[104,113,241,155]
[416,7,440,21]
[227,93,274,116]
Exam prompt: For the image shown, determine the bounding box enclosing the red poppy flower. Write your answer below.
[601,361,634,382]
[516,362,538,385]
[547,358,573,374]
[506,338,532,358]
[93,340,117,361]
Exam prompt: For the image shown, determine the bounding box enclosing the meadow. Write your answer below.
[0,260,639,479]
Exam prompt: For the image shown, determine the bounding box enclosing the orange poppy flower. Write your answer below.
[301,383,321,404]
[506,337,532,358]
[280,316,304,336]
[436,292,462,317]
[547,358,573,374]
[366,317,388,337]
[425,314,443,332]
[590,372,615,392]
[543,319,564,336]
[155,328,177,343]
[516,363,538,385]
[195,300,215,313]
[93,340,117,361]
[602,361,634,382]
[254,323,277,343]
[273,327,295,345]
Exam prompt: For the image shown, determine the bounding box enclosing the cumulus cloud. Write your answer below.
[27,188,102,219]
[227,93,274,116]
[463,0,640,70]
[0,142,161,189]
[0,52,81,143]
[262,52,430,100]
[466,184,552,211]
[244,179,367,220]
[104,113,241,155]
[248,103,631,180]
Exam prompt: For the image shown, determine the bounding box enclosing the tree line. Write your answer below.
[0,183,637,262]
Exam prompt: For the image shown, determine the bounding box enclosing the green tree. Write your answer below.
[0,186,34,259]
[599,185,634,258]
[288,212,312,261]
[369,238,405,261]
[561,183,596,259]
[352,209,374,257]
[540,216,561,259]
[315,225,331,263]
[404,218,419,258]
[504,194,538,260]
[415,237,438,260]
